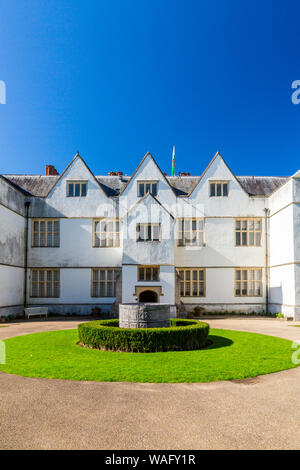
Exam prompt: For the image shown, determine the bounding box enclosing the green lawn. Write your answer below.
[0,328,297,383]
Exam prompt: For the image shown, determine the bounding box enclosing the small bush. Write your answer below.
[91,307,102,318]
[78,318,210,352]
[193,306,205,317]
[276,313,284,319]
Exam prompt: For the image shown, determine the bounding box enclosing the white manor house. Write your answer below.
[0,151,299,320]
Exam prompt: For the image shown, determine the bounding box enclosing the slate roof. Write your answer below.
[1,174,289,198]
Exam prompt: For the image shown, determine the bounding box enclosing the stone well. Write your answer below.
[119,303,170,328]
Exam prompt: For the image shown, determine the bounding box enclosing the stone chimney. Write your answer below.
[179,172,191,177]
[45,165,59,176]
[108,171,123,176]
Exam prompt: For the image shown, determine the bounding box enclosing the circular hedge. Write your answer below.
[78,318,209,352]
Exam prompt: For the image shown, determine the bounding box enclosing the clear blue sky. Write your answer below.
[0,0,300,177]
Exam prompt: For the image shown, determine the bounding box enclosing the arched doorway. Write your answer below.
[139,290,158,303]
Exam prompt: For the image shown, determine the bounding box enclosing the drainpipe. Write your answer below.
[264,208,270,314]
[23,201,31,313]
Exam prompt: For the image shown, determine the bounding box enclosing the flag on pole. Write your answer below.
[171,146,175,175]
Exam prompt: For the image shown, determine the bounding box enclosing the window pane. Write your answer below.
[210,184,215,196]
[94,234,100,247]
[184,220,190,231]
[255,220,261,230]
[153,225,160,241]
[138,183,144,197]
[92,283,98,297]
[68,183,74,196]
[249,232,254,245]
[145,268,151,280]
[75,183,80,196]
[242,232,247,245]
[100,270,105,280]
[199,270,204,281]
[152,183,157,196]
[145,183,151,194]
[107,282,113,297]
[255,232,261,246]
[139,268,144,281]
[40,233,45,247]
[223,183,228,196]
[217,184,222,196]
[236,232,241,246]
[100,283,106,296]
[152,267,159,281]
[81,184,87,197]
[193,282,198,296]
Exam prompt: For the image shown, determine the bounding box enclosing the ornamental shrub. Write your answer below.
[78,318,209,352]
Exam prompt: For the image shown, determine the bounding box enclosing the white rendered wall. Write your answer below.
[181,267,265,313]
[122,194,175,266]
[27,268,115,313]
[28,218,122,268]
[0,265,24,311]
[268,178,298,318]
[122,265,175,304]
[0,180,25,315]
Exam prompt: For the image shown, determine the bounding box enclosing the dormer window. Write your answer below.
[67,181,87,197]
[137,181,158,197]
[210,181,228,197]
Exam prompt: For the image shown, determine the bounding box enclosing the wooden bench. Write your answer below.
[24,307,48,320]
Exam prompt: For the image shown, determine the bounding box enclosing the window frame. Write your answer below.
[91,268,118,297]
[234,268,263,297]
[30,269,60,298]
[137,181,158,198]
[93,218,120,248]
[31,219,60,248]
[177,268,206,297]
[136,223,161,242]
[235,218,262,247]
[66,181,88,197]
[138,265,160,282]
[209,181,229,197]
[177,218,205,247]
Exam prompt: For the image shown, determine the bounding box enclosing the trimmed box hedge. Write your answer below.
[78,318,209,352]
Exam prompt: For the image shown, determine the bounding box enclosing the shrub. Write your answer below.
[193,306,205,317]
[78,318,210,353]
[91,307,102,318]
[276,313,284,319]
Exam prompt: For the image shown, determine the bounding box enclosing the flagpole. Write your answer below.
[171,146,175,176]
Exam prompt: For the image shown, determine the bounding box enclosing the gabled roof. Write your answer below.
[1,151,291,198]
[119,152,177,196]
[188,151,250,197]
[44,153,108,197]
[122,191,175,220]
